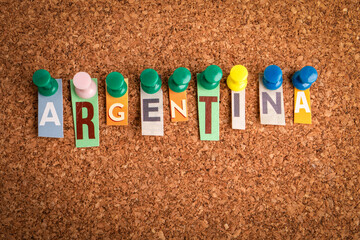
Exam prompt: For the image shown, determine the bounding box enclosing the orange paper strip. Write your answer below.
[169,88,188,122]
[106,78,129,125]
[294,88,312,124]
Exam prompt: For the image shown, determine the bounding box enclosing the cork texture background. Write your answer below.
[1,0,359,239]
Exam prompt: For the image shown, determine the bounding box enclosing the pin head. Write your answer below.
[140,69,162,94]
[73,72,91,90]
[263,65,283,90]
[292,66,318,90]
[73,72,97,99]
[33,69,58,96]
[300,66,317,84]
[106,72,127,98]
[169,67,191,92]
[227,65,248,91]
[199,65,223,90]
[204,65,222,83]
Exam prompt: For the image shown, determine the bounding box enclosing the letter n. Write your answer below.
[262,92,282,114]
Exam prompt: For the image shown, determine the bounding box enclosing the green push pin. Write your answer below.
[199,65,223,90]
[32,69,58,96]
[106,72,127,98]
[140,68,162,94]
[168,67,191,93]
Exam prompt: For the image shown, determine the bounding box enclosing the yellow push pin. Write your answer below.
[228,65,247,130]
[227,65,248,91]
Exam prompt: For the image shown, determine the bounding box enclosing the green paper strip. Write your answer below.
[70,79,99,147]
[197,73,220,141]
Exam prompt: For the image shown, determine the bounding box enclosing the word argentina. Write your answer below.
[33,64,318,147]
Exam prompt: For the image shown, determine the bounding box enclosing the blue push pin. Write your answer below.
[263,65,283,90]
[292,66,318,90]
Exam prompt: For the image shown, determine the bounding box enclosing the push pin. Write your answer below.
[106,72,127,98]
[263,65,283,90]
[199,65,223,90]
[140,69,162,94]
[73,72,97,99]
[292,66,318,90]
[168,67,191,92]
[33,69,58,96]
[227,65,248,91]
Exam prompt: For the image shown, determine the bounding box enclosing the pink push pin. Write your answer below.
[73,72,97,99]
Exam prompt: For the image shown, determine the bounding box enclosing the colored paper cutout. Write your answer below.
[294,88,312,124]
[231,90,245,130]
[38,79,63,138]
[169,88,188,122]
[259,74,285,125]
[106,78,129,125]
[197,73,220,141]
[70,78,99,147]
[140,85,164,136]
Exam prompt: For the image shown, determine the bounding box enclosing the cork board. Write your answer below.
[1,0,359,239]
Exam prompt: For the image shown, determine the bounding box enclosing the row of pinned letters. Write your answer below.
[36,67,315,147]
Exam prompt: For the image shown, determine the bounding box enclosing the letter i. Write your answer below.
[227,65,247,130]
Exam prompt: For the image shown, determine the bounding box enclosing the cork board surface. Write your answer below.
[1,0,359,239]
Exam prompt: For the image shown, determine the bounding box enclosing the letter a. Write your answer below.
[295,91,310,113]
[40,102,60,126]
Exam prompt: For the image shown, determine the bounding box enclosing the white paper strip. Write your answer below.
[140,86,164,136]
[231,90,245,129]
[259,74,285,125]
